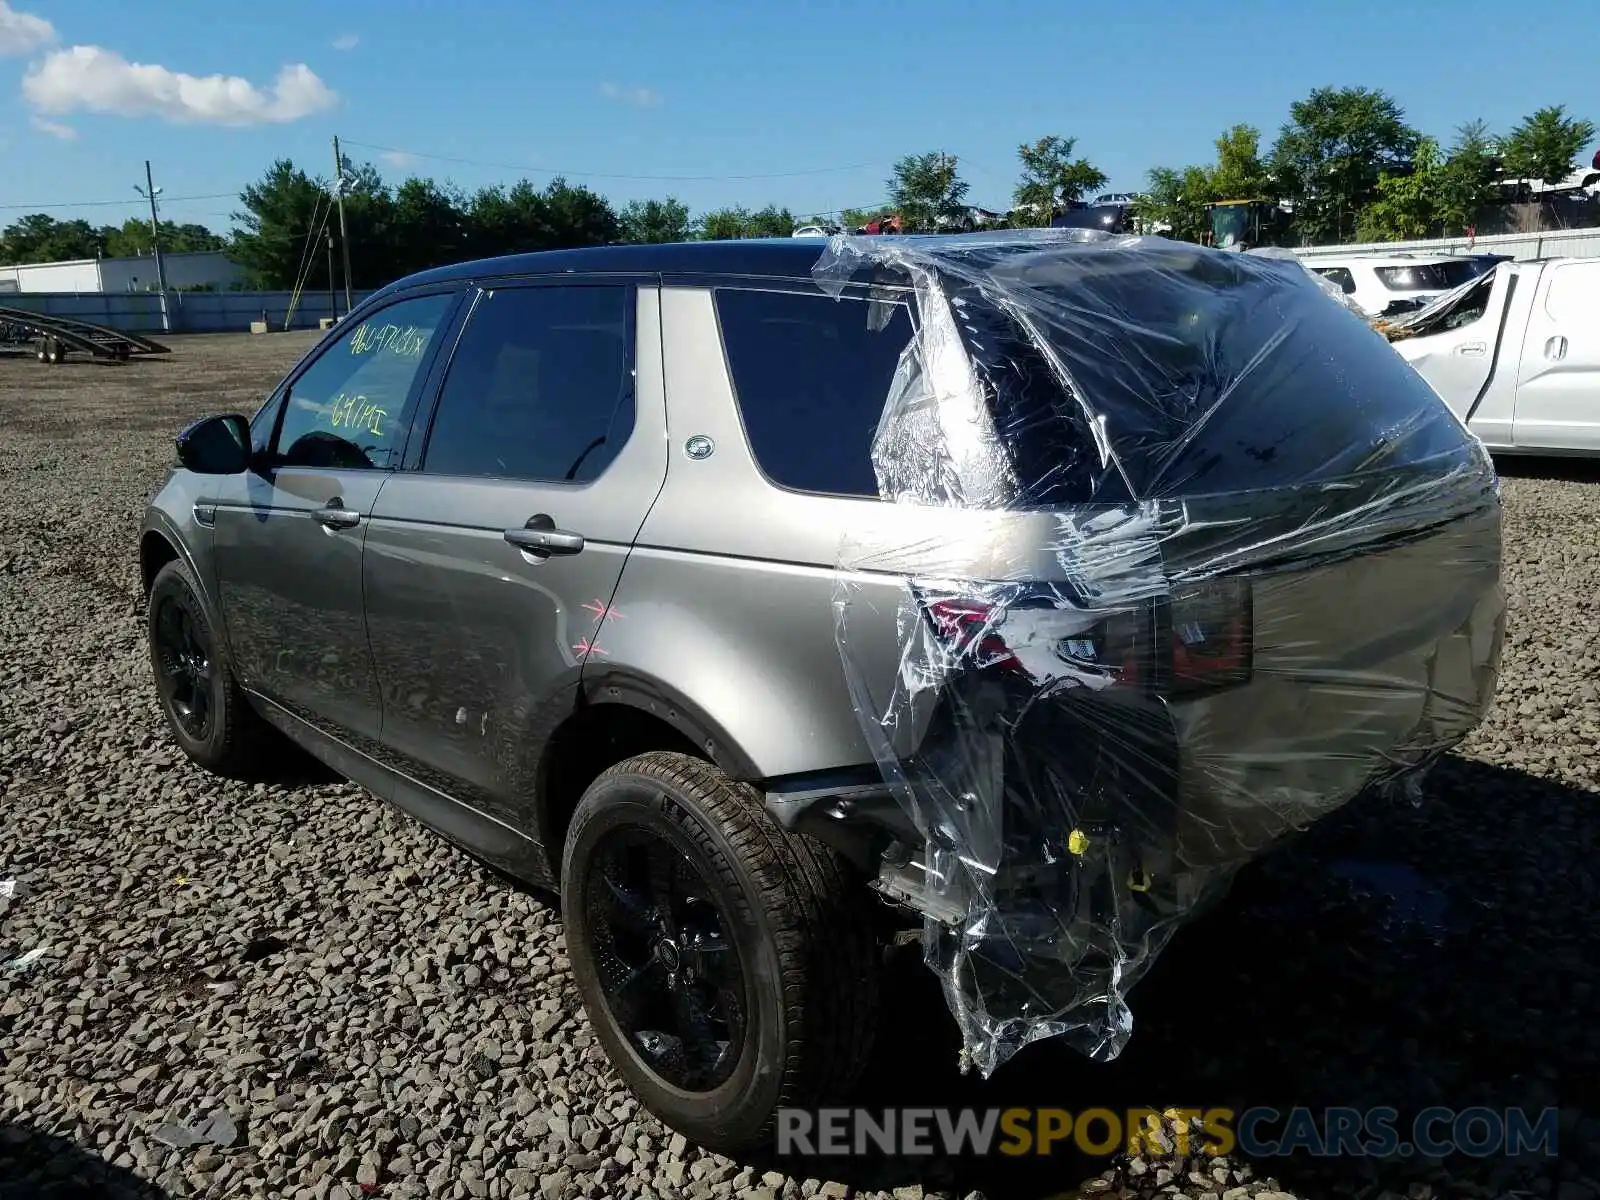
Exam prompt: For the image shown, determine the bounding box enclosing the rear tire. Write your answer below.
[147,558,271,778]
[561,751,880,1155]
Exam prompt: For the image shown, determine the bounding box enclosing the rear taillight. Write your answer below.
[918,577,1252,698]
[925,597,1023,674]
[1165,577,1253,697]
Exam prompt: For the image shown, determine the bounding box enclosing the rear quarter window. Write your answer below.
[714,287,914,499]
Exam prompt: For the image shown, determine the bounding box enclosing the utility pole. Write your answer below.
[332,135,353,311]
[136,160,171,333]
[326,232,338,320]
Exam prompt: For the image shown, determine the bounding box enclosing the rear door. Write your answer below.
[1512,260,1600,452]
[362,278,666,827]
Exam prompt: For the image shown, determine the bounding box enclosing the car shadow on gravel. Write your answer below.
[1492,454,1600,485]
[760,754,1599,1199]
[0,1124,168,1199]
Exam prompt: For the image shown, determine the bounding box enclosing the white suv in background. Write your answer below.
[1303,254,1457,317]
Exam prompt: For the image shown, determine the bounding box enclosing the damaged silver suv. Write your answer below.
[139,230,1504,1155]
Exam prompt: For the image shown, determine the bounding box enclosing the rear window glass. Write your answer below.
[715,287,913,498]
[949,247,1475,500]
[1375,264,1448,291]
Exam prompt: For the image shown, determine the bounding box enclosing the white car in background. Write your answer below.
[1302,254,1459,317]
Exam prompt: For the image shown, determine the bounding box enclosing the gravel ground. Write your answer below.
[1,332,1597,1200]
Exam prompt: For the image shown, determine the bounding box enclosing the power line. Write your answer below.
[339,139,884,183]
[0,191,237,213]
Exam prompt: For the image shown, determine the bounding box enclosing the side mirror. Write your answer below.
[176,413,252,475]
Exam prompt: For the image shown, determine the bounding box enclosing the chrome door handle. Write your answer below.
[1545,335,1568,361]
[316,500,362,530]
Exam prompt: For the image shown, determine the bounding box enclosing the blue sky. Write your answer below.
[0,0,1595,235]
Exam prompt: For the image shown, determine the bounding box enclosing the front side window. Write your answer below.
[272,292,456,470]
[421,285,635,484]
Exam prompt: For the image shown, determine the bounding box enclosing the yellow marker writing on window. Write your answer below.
[328,392,387,436]
[349,321,428,359]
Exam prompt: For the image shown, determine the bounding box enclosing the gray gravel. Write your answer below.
[2,333,1598,1200]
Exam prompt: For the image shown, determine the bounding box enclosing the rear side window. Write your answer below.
[1375,264,1447,291]
[715,288,913,498]
[422,284,634,484]
[1544,262,1600,322]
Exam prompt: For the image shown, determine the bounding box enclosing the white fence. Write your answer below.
[1295,226,1600,261]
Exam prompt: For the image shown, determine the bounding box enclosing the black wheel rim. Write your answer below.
[154,594,213,740]
[582,826,746,1092]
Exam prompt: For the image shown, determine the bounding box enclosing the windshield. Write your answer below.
[1209,206,1249,248]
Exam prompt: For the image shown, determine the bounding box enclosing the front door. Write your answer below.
[211,288,461,748]
[1514,260,1600,452]
[363,281,667,828]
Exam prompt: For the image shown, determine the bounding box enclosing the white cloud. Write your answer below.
[0,1,53,57]
[30,115,75,140]
[331,33,359,51]
[379,149,418,170]
[599,81,661,108]
[22,46,339,126]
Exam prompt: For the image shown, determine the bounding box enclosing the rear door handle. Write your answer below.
[316,499,362,530]
[504,514,584,558]
[1545,335,1568,361]
[1455,341,1487,357]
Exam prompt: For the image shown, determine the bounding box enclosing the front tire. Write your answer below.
[561,751,880,1155]
[146,558,270,778]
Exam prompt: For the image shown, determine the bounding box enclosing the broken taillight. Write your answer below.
[919,575,1253,699]
[1166,577,1253,697]
[924,597,1023,674]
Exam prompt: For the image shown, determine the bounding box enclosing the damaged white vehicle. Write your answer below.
[1382,257,1600,455]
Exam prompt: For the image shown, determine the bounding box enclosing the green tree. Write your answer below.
[1500,104,1597,185]
[743,204,796,238]
[1011,135,1107,226]
[0,215,107,264]
[619,197,691,243]
[464,181,552,259]
[1210,124,1272,200]
[1357,136,1447,241]
[1269,86,1419,243]
[1135,164,1215,243]
[696,206,750,240]
[385,177,469,279]
[887,151,969,232]
[1436,119,1501,233]
[227,159,331,288]
[538,178,622,248]
[103,217,226,258]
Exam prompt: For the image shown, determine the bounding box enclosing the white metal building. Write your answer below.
[0,250,244,295]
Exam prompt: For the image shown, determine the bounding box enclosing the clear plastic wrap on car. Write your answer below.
[814,229,1505,1076]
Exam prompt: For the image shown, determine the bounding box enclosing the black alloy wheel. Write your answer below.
[561,751,881,1155]
[153,590,215,741]
[583,826,747,1092]
[145,558,272,778]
